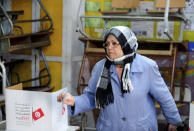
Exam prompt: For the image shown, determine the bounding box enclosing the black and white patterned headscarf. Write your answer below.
[95,26,138,108]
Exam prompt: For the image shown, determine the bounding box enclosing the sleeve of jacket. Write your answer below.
[68,60,104,116]
[148,61,182,125]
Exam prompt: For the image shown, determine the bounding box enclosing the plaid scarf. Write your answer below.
[95,26,138,109]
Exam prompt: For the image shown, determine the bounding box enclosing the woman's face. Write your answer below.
[105,35,124,59]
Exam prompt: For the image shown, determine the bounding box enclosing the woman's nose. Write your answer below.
[107,43,114,49]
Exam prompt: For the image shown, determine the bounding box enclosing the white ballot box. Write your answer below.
[189,101,194,130]
[5,84,68,131]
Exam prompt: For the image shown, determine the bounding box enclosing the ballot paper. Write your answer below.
[5,86,68,131]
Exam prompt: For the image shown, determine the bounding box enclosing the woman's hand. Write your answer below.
[57,92,75,106]
[168,124,177,131]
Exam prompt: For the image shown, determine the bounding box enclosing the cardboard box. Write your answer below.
[5,84,68,131]
[156,0,185,8]
[189,101,194,130]
[111,0,140,8]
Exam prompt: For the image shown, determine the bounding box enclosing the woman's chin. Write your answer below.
[109,56,117,60]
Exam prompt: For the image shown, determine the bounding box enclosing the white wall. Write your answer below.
[62,0,96,128]
[62,0,85,95]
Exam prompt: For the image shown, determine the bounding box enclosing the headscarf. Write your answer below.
[95,26,138,108]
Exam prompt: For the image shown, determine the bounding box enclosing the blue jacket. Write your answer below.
[68,54,182,131]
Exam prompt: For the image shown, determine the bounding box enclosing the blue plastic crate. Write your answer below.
[188,42,194,51]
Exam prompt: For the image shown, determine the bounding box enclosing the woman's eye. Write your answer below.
[103,43,109,47]
[112,42,117,45]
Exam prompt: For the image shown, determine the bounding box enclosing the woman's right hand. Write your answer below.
[57,92,75,106]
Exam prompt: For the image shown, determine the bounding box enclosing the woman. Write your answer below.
[57,26,181,131]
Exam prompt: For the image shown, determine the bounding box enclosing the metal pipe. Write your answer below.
[40,48,51,86]
[164,0,173,40]
[164,31,173,40]
[36,0,53,32]
[0,3,14,34]
[76,0,82,30]
[81,15,165,21]
[77,0,90,38]
[14,18,51,23]
[0,61,6,96]
[178,8,188,40]
[78,28,90,38]
[164,0,170,33]
[79,16,90,38]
